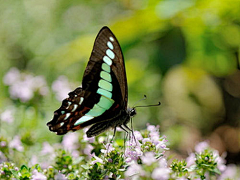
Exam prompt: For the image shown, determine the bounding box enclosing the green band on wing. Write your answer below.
[107,41,114,50]
[86,104,106,116]
[102,63,111,73]
[97,96,114,110]
[103,56,112,66]
[97,88,112,98]
[98,79,112,92]
[74,115,94,126]
[100,71,111,82]
[106,49,115,59]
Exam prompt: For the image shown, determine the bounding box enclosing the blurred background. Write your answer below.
[0,0,239,166]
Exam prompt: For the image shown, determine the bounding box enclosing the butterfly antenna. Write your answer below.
[132,95,147,107]
[134,101,161,108]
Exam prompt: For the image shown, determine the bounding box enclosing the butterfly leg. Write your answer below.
[130,118,137,143]
[118,125,130,157]
[119,125,129,133]
[122,131,129,158]
[106,127,117,155]
[110,126,117,143]
[123,121,137,144]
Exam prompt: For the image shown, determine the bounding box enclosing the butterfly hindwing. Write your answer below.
[47,26,128,135]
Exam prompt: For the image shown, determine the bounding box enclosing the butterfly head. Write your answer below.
[128,107,137,117]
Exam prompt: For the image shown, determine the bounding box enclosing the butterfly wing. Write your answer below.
[82,26,128,108]
[47,26,128,135]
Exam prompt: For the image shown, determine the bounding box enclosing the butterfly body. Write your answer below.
[47,26,136,137]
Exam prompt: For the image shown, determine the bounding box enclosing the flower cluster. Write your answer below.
[123,124,170,179]
[3,67,49,102]
[0,124,240,179]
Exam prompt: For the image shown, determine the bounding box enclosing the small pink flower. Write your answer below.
[9,81,34,102]
[158,157,168,168]
[71,150,80,158]
[52,76,72,101]
[186,153,195,167]
[90,153,104,164]
[125,143,143,162]
[150,131,160,145]
[195,141,209,153]
[3,67,20,85]
[83,144,94,156]
[41,142,54,155]
[134,131,143,141]
[147,124,159,133]
[40,161,51,169]
[9,136,24,152]
[213,150,226,172]
[219,164,237,180]
[142,138,152,144]
[125,161,144,177]
[54,172,67,180]
[0,141,6,147]
[32,169,47,180]
[29,155,38,166]
[0,151,7,163]
[156,141,167,150]
[0,108,15,124]
[141,152,157,166]
[101,143,115,154]
[62,132,79,151]
[32,76,49,96]
[151,167,171,180]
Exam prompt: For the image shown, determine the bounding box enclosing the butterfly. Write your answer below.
[47,26,137,137]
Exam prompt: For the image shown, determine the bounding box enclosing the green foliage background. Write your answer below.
[0,0,239,166]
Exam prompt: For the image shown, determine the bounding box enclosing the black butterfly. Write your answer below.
[47,26,137,137]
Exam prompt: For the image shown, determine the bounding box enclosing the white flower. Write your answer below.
[125,161,145,177]
[52,76,72,101]
[29,155,38,166]
[218,164,238,180]
[41,142,54,155]
[134,131,143,140]
[195,141,209,153]
[158,157,168,168]
[141,152,157,166]
[32,169,47,180]
[83,144,94,156]
[9,136,24,152]
[3,67,20,85]
[186,153,195,167]
[90,153,104,164]
[54,172,67,180]
[213,150,226,172]
[151,167,171,180]
[0,108,15,123]
[62,132,79,151]
[101,143,115,154]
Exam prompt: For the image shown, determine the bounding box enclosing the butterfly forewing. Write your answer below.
[47,26,128,135]
[83,27,128,108]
